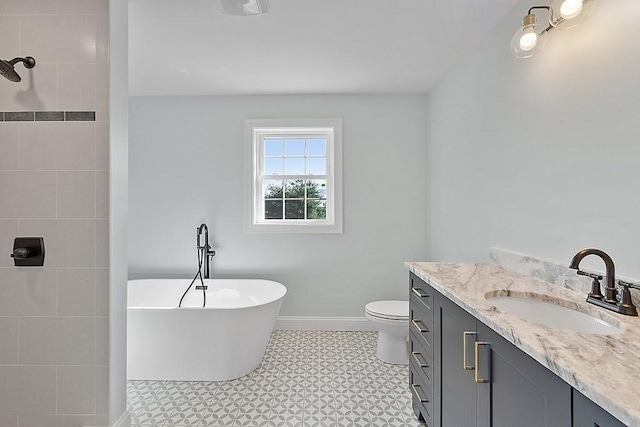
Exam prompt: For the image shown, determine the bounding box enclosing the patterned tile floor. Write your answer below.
[128,330,427,426]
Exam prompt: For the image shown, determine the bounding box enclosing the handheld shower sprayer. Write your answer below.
[197,223,216,279]
[178,223,216,308]
[0,56,36,82]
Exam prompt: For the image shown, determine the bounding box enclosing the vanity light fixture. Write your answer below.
[510,0,595,59]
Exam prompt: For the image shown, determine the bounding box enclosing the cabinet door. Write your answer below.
[436,294,477,427]
[573,390,626,427]
[475,322,572,427]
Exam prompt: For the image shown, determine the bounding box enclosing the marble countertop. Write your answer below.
[405,262,640,426]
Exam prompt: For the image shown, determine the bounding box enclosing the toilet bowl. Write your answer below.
[365,300,409,365]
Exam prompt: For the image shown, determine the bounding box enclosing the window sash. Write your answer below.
[258,177,329,221]
[254,130,334,224]
[257,132,332,174]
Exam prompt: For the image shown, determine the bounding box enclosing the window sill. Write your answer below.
[245,221,342,234]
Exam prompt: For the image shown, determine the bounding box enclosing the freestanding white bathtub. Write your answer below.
[127,278,286,381]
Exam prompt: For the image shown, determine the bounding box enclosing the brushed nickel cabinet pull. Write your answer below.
[411,351,429,368]
[412,287,429,298]
[475,341,491,384]
[412,319,428,333]
[463,331,477,370]
[411,383,429,403]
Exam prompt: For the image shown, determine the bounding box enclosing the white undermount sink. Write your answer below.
[486,293,625,335]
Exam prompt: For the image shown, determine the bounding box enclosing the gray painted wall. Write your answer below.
[425,0,640,277]
[128,94,429,316]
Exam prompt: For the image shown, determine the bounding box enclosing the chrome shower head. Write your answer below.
[0,56,36,82]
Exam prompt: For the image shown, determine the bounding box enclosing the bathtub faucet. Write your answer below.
[197,223,216,279]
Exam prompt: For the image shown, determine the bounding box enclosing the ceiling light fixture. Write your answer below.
[510,0,595,59]
[220,0,269,16]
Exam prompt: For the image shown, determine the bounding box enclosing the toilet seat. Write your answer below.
[365,300,409,321]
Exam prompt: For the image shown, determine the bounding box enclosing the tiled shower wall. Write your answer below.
[0,1,110,426]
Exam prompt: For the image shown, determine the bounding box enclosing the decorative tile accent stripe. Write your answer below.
[4,111,34,121]
[35,111,65,121]
[1,111,96,122]
[65,111,96,121]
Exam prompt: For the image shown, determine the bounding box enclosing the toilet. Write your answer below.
[365,300,409,365]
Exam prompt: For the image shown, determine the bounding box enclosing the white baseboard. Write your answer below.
[112,409,131,427]
[275,316,375,331]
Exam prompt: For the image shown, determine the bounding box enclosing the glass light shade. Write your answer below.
[519,30,539,51]
[561,0,583,19]
[510,15,548,59]
[550,0,595,29]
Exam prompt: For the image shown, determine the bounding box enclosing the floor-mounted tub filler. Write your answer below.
[127,278,287,381]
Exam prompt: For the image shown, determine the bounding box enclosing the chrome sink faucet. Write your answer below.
[569,248,638,316]
[197,223,216,279]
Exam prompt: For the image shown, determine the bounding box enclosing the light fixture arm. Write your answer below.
[528,5,550,14]
[527,6,554,35]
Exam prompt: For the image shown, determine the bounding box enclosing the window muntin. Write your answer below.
[245,119,342,233]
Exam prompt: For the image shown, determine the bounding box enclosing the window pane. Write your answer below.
[285,179,305,198]
[306,158,326,175]
[264,139,283,156]
[306,180,326,199]
[285,200,305,219]
[307,199,327,219]
[264,158,283,175]
[264,200,283,219]
[306,138,326,156]
[264,180,283,198]
[285,139,305,156]
[285,158,305,175]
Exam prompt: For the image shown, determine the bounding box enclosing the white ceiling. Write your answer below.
[128,0,521,96]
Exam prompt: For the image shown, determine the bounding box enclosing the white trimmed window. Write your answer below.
[245,119,342,233]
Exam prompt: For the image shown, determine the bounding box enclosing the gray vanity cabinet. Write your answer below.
[411,274,573,427]
[434,292,477,427]
[475,321,572,427]
[409,273,435,425]
[573,390,626,427]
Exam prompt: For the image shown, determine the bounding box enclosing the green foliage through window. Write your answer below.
[264,179,326,220]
